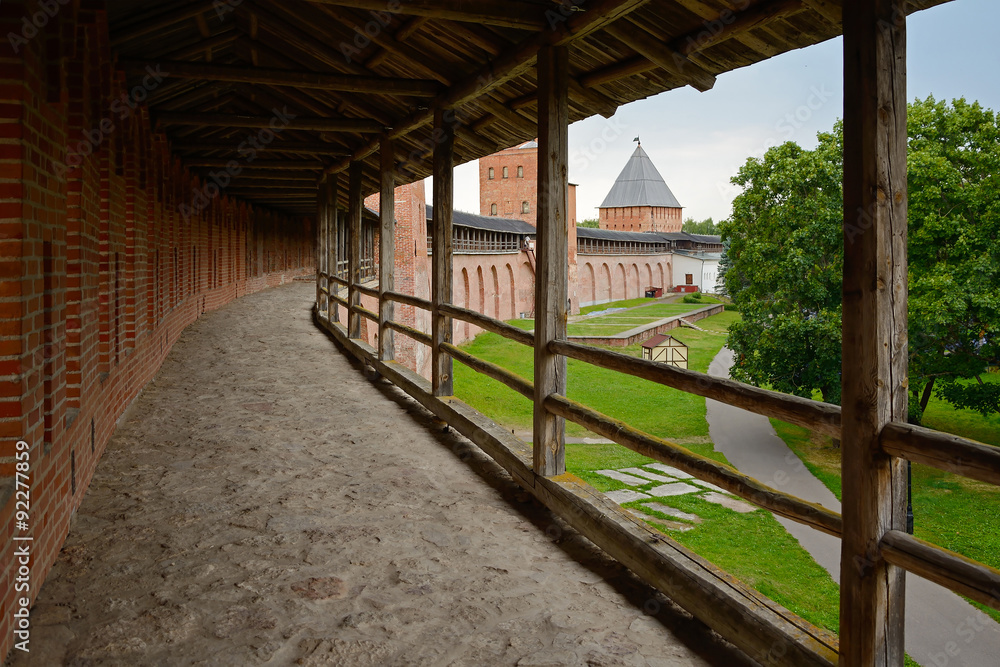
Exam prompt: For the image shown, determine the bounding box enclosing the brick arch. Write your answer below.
[614,263,626,301]
[506,263,516,320]
[519,261,534,316]
[461,267,470,340]
[476,265,485,316]
[631,264,640,299]
[491,265,500,319]
[601,263,612,303]
[645,264,653,292]
[582,261,596,306]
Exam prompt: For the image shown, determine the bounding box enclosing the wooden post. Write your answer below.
[316,177,326,317]
[840,1,908,664]
[327,175,339,323]
[431,108,454,396]
[379,136,395,361]
[348,161,363,339]
[533,45,569,477]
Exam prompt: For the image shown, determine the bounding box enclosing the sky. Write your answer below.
[430,0,1000,224]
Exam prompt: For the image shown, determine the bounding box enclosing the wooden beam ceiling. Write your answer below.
[154,112,384,134]
[307,0,550,30]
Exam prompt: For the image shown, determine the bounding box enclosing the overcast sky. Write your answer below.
[430,0,1000,224]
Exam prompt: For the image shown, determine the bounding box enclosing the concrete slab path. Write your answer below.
[11,283,754,667]
[706,347,1000,667]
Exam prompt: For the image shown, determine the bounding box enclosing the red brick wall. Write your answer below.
[479,145,538,225]
[577,255,672,307]
[598,205,683,233]
[0,4,313,657]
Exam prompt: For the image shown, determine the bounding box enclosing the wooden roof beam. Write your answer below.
[155,112,383,134]
[308,0,549,30]
[111,0,219,46]
[604,22,716,92]
[119,59,441,96]
[183,159,325,170]
[325,0,651,177]
[172,140,346,156]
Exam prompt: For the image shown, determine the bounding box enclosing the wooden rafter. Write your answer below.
[155,112,383,134]
[120,59,440,96]
[308,0,548,30]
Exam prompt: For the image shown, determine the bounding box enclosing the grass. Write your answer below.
[579,296,656,315]
[454,310,843,634]
[771,384,1000,625]
[515,301,724,338]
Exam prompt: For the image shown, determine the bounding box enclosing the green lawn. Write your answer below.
[579,296,657,315]
[454,311,843,634]
[771,384,1000,625]
[516,301,722,338]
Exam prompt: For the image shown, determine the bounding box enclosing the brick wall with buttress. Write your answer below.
[0,2,315,658]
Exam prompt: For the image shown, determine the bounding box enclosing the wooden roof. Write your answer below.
[106,0,953,216]
[641,333,684,349]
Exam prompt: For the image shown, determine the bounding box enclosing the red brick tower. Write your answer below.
[598,144,683,232]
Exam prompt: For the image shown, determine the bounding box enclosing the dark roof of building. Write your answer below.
[660,232,722,244]
[576,227,670,243]
[425,205,535,234]
[641,333,684,349]
[599,145,682,210]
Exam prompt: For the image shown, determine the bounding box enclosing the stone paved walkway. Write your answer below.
[11,283,753,667]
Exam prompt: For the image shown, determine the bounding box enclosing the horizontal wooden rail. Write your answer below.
[544,394,843,537]
[385,320,432,347]
[880,422,1000,487]
[440,342,534,400]
[383,290,432,312]
[318,285,329,295]
[353,283,379,299]
[313,312,838,667]
[439,303,534,347]
[331,293,348,307]
[349,303,379,323]
[550,340,841,439]
[880,530,1000,611]
[330,275,349,287]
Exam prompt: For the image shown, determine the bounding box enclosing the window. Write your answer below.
[517,165,523,178]
[685,274,694,285]
[491,203,497,215]
[521,201,529,214]
[502,166,509,178]
[488,167,494,179]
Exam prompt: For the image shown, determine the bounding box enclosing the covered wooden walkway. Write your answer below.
[14,283,751,666]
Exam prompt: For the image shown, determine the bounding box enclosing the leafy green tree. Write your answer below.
[721,97,1000,421]
[579,218,600,228]
[683,217,717,234]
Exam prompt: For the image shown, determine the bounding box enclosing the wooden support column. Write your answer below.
[348,161,363,339]
[431,108,454,396]
[379,136,395,361]
[316,177,326,316]
[840,1,909,664]
[533,45,569,477]
[327,175,339,323]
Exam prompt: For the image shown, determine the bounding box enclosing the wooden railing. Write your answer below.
[311,24,1000,661]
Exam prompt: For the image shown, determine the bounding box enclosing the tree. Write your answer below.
[683,217,717,234]
[721,97,1000,421]
[579,218,600,228]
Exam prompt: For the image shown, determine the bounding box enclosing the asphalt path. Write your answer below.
[706,347,1000,667]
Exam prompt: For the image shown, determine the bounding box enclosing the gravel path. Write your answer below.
[12,283,753,667]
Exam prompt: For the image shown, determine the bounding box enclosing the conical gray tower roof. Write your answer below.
[599,145,682,209]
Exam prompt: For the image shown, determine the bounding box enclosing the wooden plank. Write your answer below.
[604,22,717,92]
[118,59,441,96]
[183,159,325,170]
[171,140,347,156]
[550,340,841,438]
[353,283,379,299]
[155,112,383,134]
[383,290,431,312]
[839,1,909,663]
[533,45,569,477]
[438,303,534,347]
[441,342,534,400]
[349,304,379,323]
[545,394,843,537]
[309,0,548,30]
[312,315,838,667]
[386,320,432,347]
[326,174,340,323]
[379,136,396,362]
[431,108,454,397]
[348,161,364,339]
[880,530,1000,612]
[880,422,1000,487]
[316,177,327,319]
